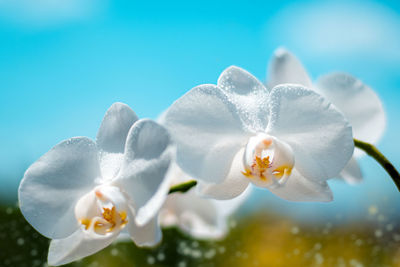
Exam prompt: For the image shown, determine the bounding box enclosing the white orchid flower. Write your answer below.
[161,66,354,202]
[268,48,386,184]
[160,164,251,239]
[18,103,174,266]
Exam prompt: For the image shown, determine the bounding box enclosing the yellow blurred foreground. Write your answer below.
[1,205,400,267]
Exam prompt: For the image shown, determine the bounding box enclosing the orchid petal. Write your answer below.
[315,73,385,153]
[74,188,102,222]
[161,166,250,239]
[266,85,354,181]
[96,102,139,154]
[127,212,162,247]
[162,84,250,184]
[268,168,333,202]
[48,228,118,266]
[337,157,363,184]
[213,184,252,216]
[197,148,250,200]
[19,137,101,239]
[114,119,173,226]
[267,48,312,88]
[116,230,131,242]
[98,151,124,182]
[218,66,270,131]
[218,66,267,95]
[161,189,227,239]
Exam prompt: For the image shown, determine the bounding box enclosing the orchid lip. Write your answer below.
[75,185,128,236]
[242,133,294,188]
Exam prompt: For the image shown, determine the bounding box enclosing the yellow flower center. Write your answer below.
[75,185,128,235]
[242,133,294,188]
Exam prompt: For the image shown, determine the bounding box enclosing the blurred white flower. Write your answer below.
[18,103,174,266]
[162,66,354,202]
[267,48,386,184]
[160,164,251,240]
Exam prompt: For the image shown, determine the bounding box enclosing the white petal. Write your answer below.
[116,230,131,242]
[161,164,250,239]
[162,84,250,184]
[98,151,124,182]
[48,228,118,266]
[337,156,363,184]
[18,137,101,239]
[127,212,162,247]
[315,72,386,151]
[218,66,270,131]
[165,162,194,185]
[268,168,333,202]
[197,148,250,200]
[74,188,102,222]
[266,84,354,181]
[218,66,267,95]
[96,102,139,153]
[212,184,252,217]
[114,119,173,226]
[267,48,313,88]
[161,189,227,240]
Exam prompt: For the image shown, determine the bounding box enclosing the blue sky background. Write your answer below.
[1,0,399,220]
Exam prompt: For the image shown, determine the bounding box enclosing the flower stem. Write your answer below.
[168,180,197,194]
[354,138,400,192]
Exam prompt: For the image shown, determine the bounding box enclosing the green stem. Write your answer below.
[168,180,197,194]
[354,138,400,192]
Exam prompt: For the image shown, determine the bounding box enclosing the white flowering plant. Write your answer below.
[18,50,399,266]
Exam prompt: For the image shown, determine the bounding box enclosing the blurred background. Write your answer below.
[1,0,400,266]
